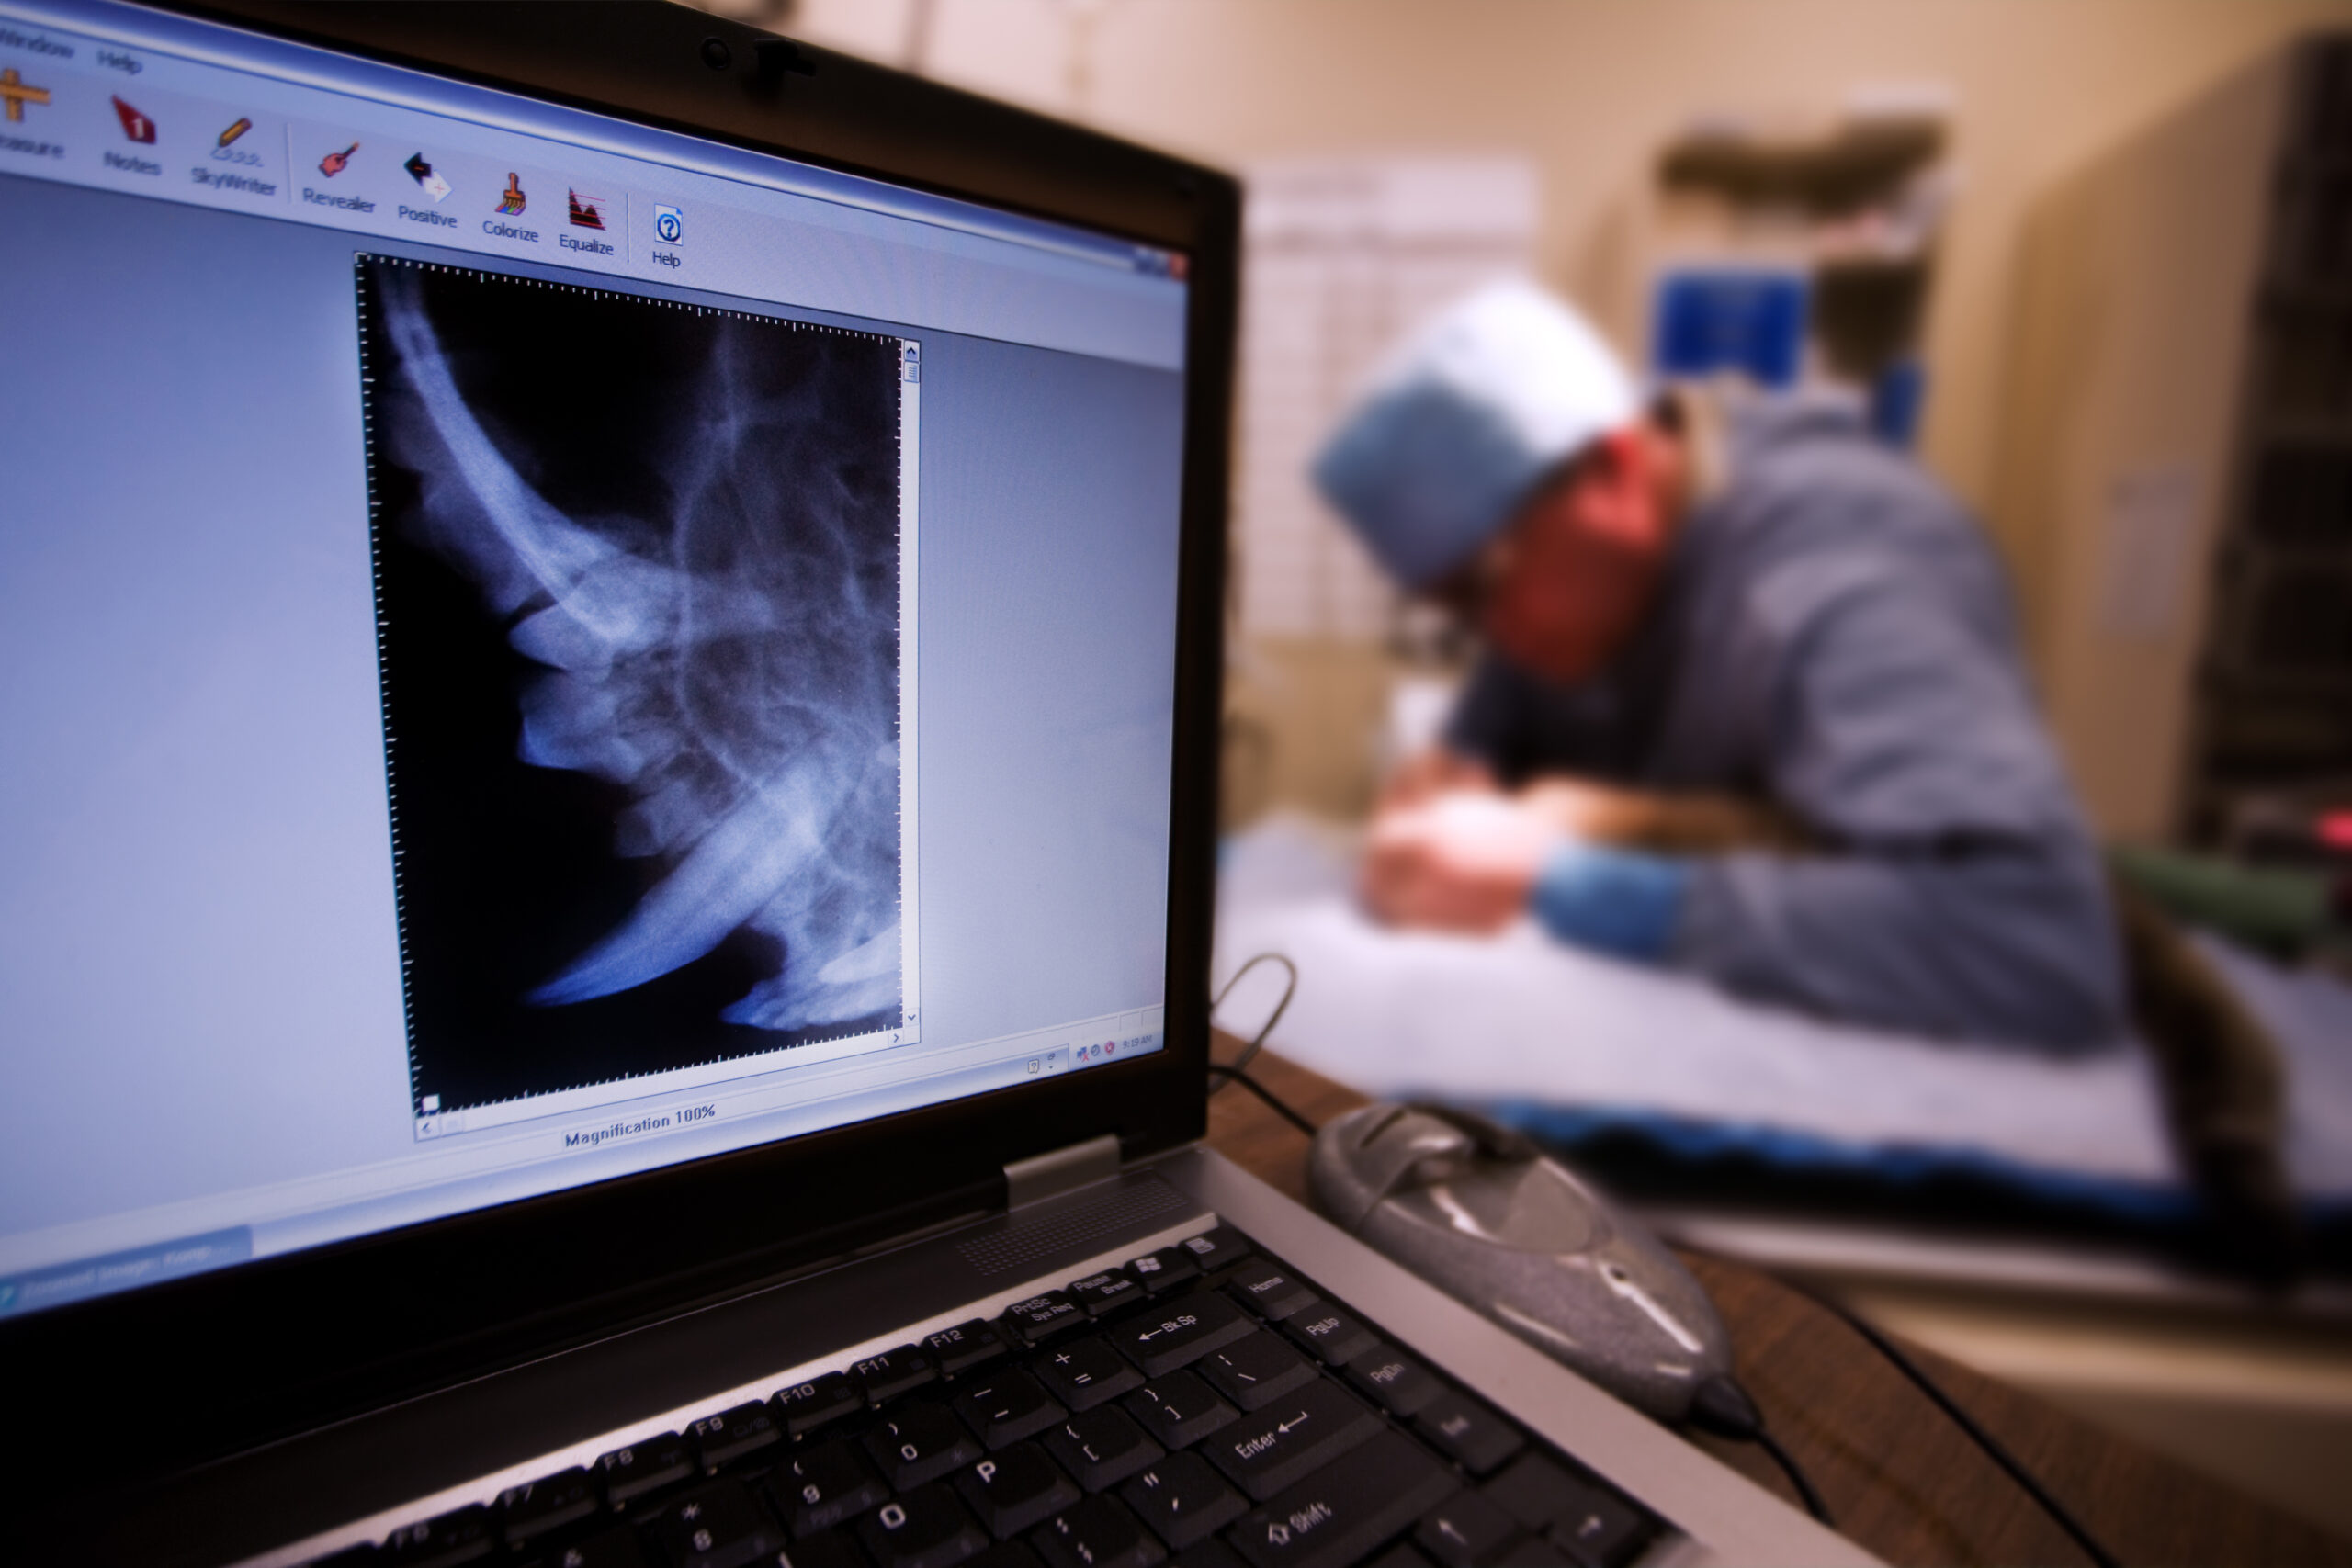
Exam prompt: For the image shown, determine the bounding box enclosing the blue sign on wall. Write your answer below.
[1650,267,1809,389]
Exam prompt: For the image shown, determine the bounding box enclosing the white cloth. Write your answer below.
[1215,815,2352,1200]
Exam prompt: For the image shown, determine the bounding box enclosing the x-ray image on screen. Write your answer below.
[357,257,908,1115]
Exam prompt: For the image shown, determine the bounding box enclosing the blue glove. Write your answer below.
[1531,841,1689,964]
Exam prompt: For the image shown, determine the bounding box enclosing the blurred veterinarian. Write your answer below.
[1316,281,2125,1051]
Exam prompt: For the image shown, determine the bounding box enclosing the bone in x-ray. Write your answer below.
[377,267,901,1034]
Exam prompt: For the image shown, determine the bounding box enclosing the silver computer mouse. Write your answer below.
[1309,1101,1730,1422]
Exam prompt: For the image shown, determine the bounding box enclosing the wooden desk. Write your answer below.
[1205,1047,2352,1568]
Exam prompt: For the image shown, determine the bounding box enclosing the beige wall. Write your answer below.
[787,0,2352,524]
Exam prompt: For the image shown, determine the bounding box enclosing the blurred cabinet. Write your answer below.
[1999,37,2352,842]
[1643,95,1952,443]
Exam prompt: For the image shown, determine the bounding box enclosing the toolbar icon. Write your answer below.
[216,117,252,150]
[496,172,526,216]
[0,68,50,124]
[567,188,608,230]
[652,203,683,244]
[402,151,451,202]
[111,95,155,143]
[319,141,357,177]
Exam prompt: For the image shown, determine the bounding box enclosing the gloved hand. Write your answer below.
[1360,791,1559,932]
[1531,840,1689,963]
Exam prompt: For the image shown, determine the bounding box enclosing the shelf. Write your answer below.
[1659,118,1943,209]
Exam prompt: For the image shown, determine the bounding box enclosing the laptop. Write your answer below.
[0,4,1864,1564]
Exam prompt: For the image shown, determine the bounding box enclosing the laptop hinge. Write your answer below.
[1004,1134,1123,1209]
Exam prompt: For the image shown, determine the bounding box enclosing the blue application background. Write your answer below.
[0,172,1184,1239]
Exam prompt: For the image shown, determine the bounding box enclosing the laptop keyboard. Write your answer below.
[315,1222,1664,1568]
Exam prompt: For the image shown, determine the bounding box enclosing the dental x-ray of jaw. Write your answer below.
[358,258,909,1116]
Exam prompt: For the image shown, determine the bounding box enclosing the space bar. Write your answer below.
[1228,1429,1456,1568]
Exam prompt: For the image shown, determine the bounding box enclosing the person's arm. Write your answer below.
[1668,569,2129,1052]
[1359,788,1694,964]
[1679,843,2124,1051]
[1516,776,1806,853]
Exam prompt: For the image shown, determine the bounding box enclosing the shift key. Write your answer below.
[1229,1430,1454,1568]
[1203,1377,1380,1500]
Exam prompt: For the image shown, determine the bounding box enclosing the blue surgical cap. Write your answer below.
[1312,280,1639,589]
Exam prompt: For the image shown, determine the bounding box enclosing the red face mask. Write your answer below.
[1476,429,1673,686]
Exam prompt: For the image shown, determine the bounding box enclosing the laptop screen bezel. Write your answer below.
[3,0,1235,1486]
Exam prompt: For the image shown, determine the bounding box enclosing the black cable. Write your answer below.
[1750,1425,1833,1527]
[1766,1271,2121,1568]
[1686,1375,1834,1528]
[1207,953,1297,1096]
[1205,1063,1321,1137]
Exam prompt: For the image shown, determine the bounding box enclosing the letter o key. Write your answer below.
[879,1503,909,1530]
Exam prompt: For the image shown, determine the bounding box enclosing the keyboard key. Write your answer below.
[1202,1378,1382,1502]
[1412,1393,1524,1477]
[598,1432,695,1506]
[869,1403,989,1490]
[1197,1334,1317,1414]
[1363,1544,1438,1568]
[857,1345,943,1405]
[956,1442,1083,1539]
[776,1374,866,1438]
[1046,1405,1165,1491]
[1481,1456,1576,1530]
[956,1368,1068,1450]
[1173,1226,1251,1275]
[1123,1371,1238,1450]
[930,1320,1012,1377]
[1117,1452,1247,1550]
[1003,1292,1088,1346]
[647,1479,785,1568]
[1221,1265,1315,1323]
[1112,1292,1255,1379]
[773,1440,891,1536]
[860,1485,990,1568]
[1415,1489,1521,1568]
[1034,1337,1145,1412]
[1030,1495,1167,1568]
[383,1504,495,1567]
[497,1467,598,1546]
[1493,1540,1572,1568]
[1483,1451,1651,1567]
[1174,1540,1248,1568]
[1227,1429,1455,1568]
[693,1401,783,1469]
[548,1526,651,1568]
[1067,1269,1146,1317]
[780,1533,867,1568]
[1277,1307,1376,1369]
[1544,1494,1647,1568]
[967,1544,1045,1568]
[1126,1247,1202,1294]
[1343,1347,1442,1418]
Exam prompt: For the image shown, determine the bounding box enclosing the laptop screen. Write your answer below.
[0,2,1187,1317]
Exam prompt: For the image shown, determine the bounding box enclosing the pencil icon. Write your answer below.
[217,117,252,150]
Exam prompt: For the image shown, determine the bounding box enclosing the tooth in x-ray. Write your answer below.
[376,266,900,1032]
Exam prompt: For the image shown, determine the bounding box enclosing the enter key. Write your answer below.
[1202,1377,1380,1501]
[1228,1429,1455,1568]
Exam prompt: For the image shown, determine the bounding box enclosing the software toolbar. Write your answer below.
[0,8,1186,368]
